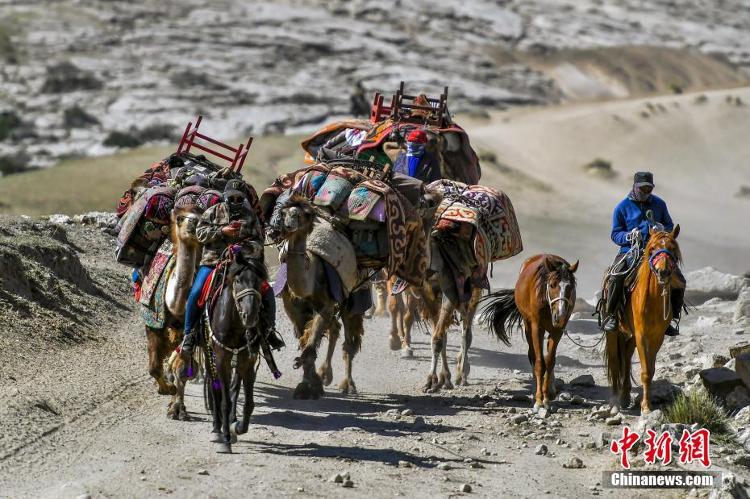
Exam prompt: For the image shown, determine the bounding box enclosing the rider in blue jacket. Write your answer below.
[601,171,685,336]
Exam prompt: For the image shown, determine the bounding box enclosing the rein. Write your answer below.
[647,248,676,320]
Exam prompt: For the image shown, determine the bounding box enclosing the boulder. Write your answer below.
[730,343,750,359]
[734,353,750,388]
[726,386,750,411]
[685,267,747,304]
[48,214,72,225]
[649,379,682,404]
[702,353,731,369]
[700,368,744,398]
[570,374,595,387]
[73,211,118,229]
[735,288,750,324]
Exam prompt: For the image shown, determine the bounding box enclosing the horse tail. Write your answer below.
[603,330,628,395]
[479,289,520,346]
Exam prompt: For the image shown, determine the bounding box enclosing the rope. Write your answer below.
[564,329,606,349]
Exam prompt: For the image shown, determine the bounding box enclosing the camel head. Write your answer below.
[170,205,202,250]
[274,192,316,241]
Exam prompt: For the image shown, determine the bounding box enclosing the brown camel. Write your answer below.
[274,193,365,398]
[143,204,202,419]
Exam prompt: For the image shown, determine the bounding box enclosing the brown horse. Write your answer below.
[605,226,682,414]
[481,254,579,410]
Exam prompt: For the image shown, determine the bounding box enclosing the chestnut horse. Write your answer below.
[605,225,682,414]
[481,254,578,410]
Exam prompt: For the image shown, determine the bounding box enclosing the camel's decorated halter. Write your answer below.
[648,247,677,320]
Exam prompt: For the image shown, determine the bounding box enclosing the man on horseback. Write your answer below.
[601,171,685,336]
[180,180,284,375]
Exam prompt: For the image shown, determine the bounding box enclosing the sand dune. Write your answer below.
[465,86,750,295]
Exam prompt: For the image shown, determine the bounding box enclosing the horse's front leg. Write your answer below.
[542,329,563,408]
[294,310,331,399]
[636,335,654,414]
[317,320,340,386]
[232,352,257,436]
[455,289,481,385]
[530,321,546,411]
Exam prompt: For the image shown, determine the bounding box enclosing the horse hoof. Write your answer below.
[532,402,543,413]
[215,442,232,454]
[338,380,357,395]
[230,433,238,444]
[178,408,188,421]
[158,384,178,396]
[401,348,414,359]
[317,366,333,387]
[210,432,223,443]
[389,335,402,351]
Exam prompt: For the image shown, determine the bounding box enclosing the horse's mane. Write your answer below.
[534,255,577,301]
[230,256,269,282]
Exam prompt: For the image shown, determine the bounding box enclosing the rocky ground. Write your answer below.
[1,0,749,170]
[1,217,750,498]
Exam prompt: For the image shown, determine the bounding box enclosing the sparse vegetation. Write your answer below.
[663,391,730,434]
[63,106,100,128]
[41,61,103,93]
[583,158,617,179]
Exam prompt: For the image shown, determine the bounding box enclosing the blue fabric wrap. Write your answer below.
[184,265,214,333]
[406,143,425,178]
[611,194,674,253]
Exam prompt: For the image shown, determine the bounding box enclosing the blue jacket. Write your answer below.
[611,194,674,253]
[393,151,442,184]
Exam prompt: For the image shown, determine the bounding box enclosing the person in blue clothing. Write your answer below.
[600,171,685,336]
[393,129,442,183]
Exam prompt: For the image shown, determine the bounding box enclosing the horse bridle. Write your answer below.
[546,280,573,309]
[648,248,676,286]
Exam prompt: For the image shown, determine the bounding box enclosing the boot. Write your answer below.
[266,327,286,351]
[601,314,619,333]
[179,332,195,378]
[665,287,685,337]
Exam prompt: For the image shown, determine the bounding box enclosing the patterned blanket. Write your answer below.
[139,239,173,305]
[262,163,428,286]
[429,179,523,275]
[141,257,176,329]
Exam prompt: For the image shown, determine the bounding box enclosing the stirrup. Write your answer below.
[266,327,286,351]
[601,316,618,333]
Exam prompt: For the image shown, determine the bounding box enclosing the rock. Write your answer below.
[460,484,472,493]
[48,214,72,225]
[330,474,344,483]
[535,444,548,455]
[563,457,585,469]
[696,316,721,328]
[570,374,595,387]
[342,479,354,488]
[736,406,750,424]
[484,401,497,408]
[437,462,451,470]
[649,379,682,403]
[701,353,731,369]
[570,395,585,405]
[553,378,565,393]
[76,495,91,499]
[512,414,528,424]
[724,358,737,371]
[735,288,750,323]
[536,407,549,419]
[685,267,747,303]
[73,211,118,229]
[735,428,750,452]
[385,408,399,416]
[469,462,484,469]
[197,469,209,476]
[700,368,744,398]
[731,343,750,358]
[558,391,572,402]
[398,460,412,468]
[63,106,101,128]
[593,431,611,450]
[726,386,750,410]
[734,354,750,390]
[41,61,103,93]
[635,409,664,433]
[401,409,414,416]
[606,415,623,426]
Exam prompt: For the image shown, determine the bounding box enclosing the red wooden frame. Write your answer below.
[176,116,253,172]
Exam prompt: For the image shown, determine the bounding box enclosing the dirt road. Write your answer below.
[2,282,741,498]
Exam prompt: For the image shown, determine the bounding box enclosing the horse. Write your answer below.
[481,254,579,410]
[203,254,267,453]
[604,225,682,414]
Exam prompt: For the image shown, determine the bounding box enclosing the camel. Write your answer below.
[274,193,365,399]
[143,204,202,420]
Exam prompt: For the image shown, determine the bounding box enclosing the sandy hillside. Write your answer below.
[464,86,750,295]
